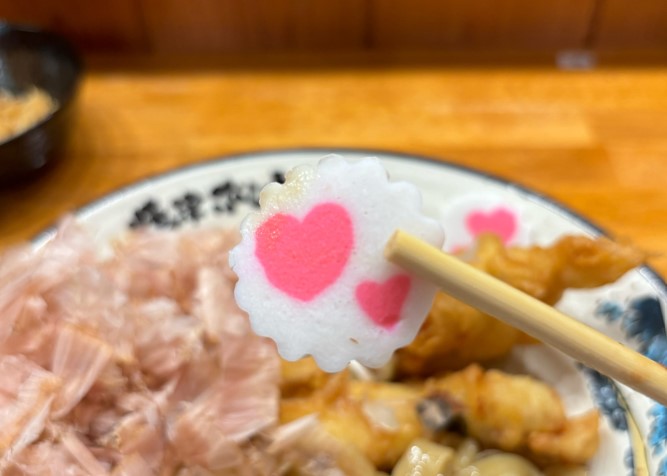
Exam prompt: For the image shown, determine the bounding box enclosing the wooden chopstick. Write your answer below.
[385,230,667,406]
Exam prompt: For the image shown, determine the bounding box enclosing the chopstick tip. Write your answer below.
[384,229,404,260]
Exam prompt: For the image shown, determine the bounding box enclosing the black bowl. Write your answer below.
[0,23,82,184]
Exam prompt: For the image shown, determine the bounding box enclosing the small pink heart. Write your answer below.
[255,203,353,301]
[356,275,411,329]
[466,207,517,244]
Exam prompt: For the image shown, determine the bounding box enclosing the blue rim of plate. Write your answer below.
[31,146,667,301]
[31,146,667,474]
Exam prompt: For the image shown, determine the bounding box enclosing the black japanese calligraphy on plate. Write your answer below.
[128,170,284,230]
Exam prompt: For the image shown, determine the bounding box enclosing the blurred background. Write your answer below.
[0,0,666,275]
[1,0,666,56]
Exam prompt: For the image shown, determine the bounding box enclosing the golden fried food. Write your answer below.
[528,411,600,467]
[476,234,644,304]
[280,356,334,398]
[425,364,565,451]
[425,364,600,466]
[278,417,379,476]
[280,362,599,470]
[278,234,631,472]
[394,290,523,376]
[281,372,423,469]
[395,234,644,377]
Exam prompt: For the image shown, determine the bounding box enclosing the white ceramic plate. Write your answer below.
[36,148,667,475]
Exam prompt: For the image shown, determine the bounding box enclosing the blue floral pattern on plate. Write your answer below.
[596,296,667,475]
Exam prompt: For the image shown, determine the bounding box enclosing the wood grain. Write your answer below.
[139,0,367,53]
[3,0,667,53]
[369,0,596,50]
[0,0,148,52]
[1,54,666,280]
[594,0,667,50]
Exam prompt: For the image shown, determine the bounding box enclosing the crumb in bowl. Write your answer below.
[0,88,57,143]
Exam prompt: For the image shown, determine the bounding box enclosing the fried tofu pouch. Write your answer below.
[395,234,644,377]
[280,362,599,470]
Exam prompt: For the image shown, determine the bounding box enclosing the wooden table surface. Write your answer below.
[2,54,667,277]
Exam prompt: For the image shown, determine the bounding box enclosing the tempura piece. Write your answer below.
[281,371,424,469]
[280,357,335,399]
[280,363,599,469]
[528,411,600,466]
[395,234,644,376]
[476,234,644,303]
[425,364,600,466]
[269,415,378,476]
[394,291,523,376]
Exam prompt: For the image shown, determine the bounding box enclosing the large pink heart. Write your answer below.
[465,207,517,244]
[355,275,411,329]
[255,203,353,301]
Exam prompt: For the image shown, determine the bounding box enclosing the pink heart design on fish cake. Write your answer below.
[255,203,353,301]
[465,207,517,244]
[356,275,411,329]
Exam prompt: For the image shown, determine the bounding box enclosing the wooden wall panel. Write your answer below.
[139,0,367,53]
[3,0,667,54]
[0,0,147,52]
[369,0,596,50]
[594,0,667,49]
